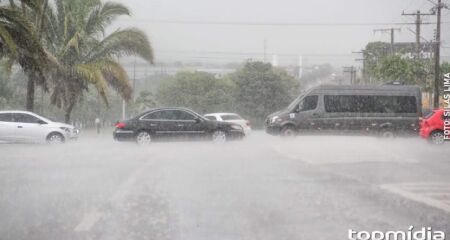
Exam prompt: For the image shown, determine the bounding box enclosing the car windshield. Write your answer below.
[2,0,450,239]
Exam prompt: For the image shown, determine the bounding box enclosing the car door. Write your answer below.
[174,110,207,140]
[13,113,49,142]
[140,110,183,140]
[0,113,17,142]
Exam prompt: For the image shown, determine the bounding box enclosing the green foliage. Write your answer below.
[0,2,52,109]
[373,55,428,85]
[441,62,450,76]
[156,71,235,114]
[0,68,11,108]
[229,61,299,126]
[43,0,153,122]
[133,90,156,113]
[363,42,391,79]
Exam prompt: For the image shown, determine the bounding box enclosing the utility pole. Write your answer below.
[118,56,126,120]
[373,28,401,54]
[343,66,357,85]
[402,10,435,59]
[432,0,448,108]
[353,50,368,84]
[263,39,267,62]
[133,56,137,100]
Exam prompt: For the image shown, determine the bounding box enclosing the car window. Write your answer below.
[0,113,14,122]
[143,110,177,120]
[204,116,217,121]
[13,113,42,123]
[298,95,318,112]
[221,114,242,120]
[175,110,196,120]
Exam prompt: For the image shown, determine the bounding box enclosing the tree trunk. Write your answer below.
[26,78,35,111]
[64,102,75,124]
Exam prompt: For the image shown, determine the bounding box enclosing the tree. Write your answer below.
[0,1,52,111]
[373,55,427,85]
[133,90,156,113]
[229,61,299,126]
[441,62,450,76]
[43,0,153,122]
[156,71,235,113]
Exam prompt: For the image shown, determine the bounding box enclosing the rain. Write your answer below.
[1,0,450,240]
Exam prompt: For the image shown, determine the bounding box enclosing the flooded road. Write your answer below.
[1,132,450,239]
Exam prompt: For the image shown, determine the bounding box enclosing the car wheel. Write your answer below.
[281,125,297,137]
[430,131,445,145]
[47,132,65,144]
[212,130,227,143]
[381,131,395,138]
[136,131,152,145]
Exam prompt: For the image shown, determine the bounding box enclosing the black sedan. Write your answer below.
[113,108,245,144]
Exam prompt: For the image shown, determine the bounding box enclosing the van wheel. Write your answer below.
[281,126,297,137]
[429,131,445,145]
[47,132,65,144]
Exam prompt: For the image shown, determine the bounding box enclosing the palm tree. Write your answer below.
[0,1,51,111]
[44,0,153,122]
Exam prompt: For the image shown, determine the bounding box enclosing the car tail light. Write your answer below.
[246,121,251,127]
[115,122,126,129]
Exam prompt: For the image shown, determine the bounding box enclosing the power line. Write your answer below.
[402,10,435,59]
[120,18,450,26]
[373,28,402,54]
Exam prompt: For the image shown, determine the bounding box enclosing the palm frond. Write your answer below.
[0,24,17,57]
[87,28,153,64]
[85,1,130,35]
[74,63,109,106]
[98,59,132,100]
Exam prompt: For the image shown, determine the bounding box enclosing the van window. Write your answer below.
[324,95,417,113]
[298,95,318,112]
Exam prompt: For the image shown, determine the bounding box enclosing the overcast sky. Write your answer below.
[113,0,450,66]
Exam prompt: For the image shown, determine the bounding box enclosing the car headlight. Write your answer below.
[230,124,243,131]
[271,116,282,123]
[60,127,70,133]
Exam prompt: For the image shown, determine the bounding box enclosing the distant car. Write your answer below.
[420,109,447,145]
[0,111,79,143]
[204,113,251,135]
[113,108,245,144]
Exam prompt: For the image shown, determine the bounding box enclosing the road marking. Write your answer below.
[381,182,450,214]
[74,210,103,232]
[73,153,157,232]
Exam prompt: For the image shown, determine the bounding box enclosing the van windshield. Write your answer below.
[286,94,304,111]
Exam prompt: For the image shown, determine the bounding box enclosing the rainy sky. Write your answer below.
[113,0,450,66]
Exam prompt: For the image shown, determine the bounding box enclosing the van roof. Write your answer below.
[313,84,420,91]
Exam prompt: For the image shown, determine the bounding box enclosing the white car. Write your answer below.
[204,113,251,135]
[0,111,79,143]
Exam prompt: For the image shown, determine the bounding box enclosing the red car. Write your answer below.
[420,109,447,144]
